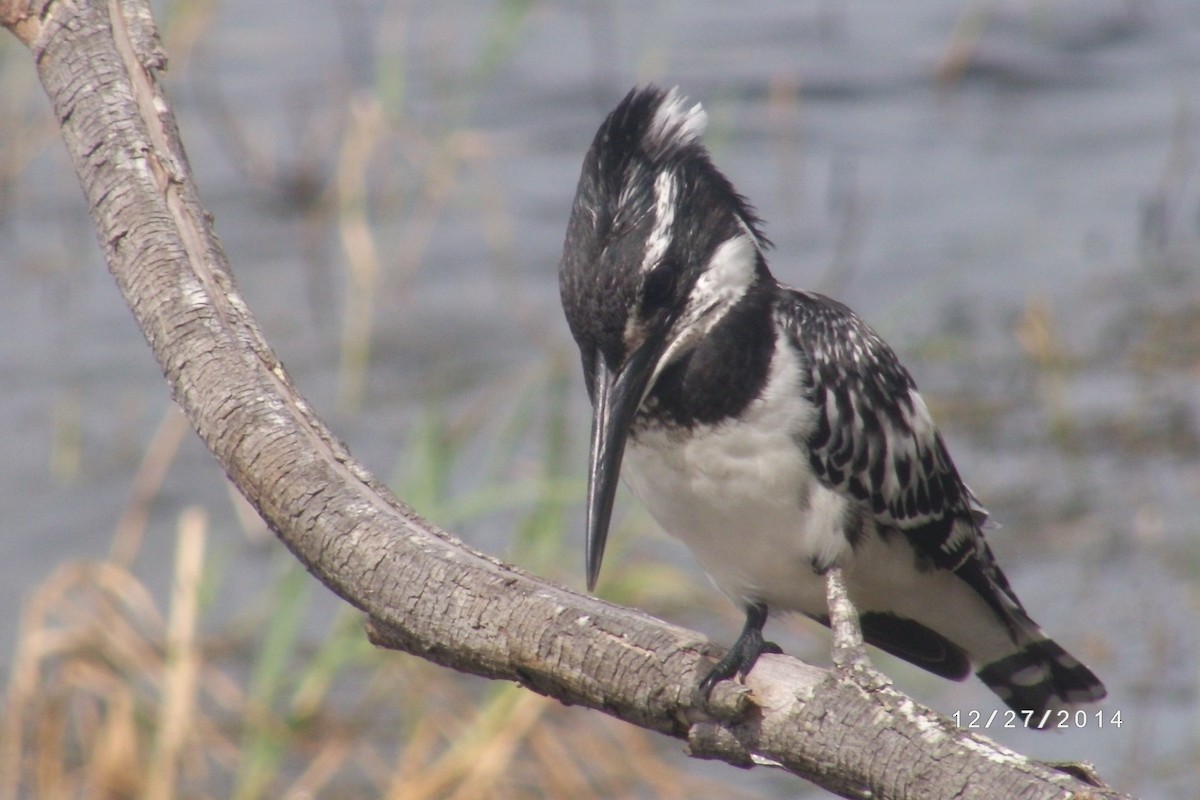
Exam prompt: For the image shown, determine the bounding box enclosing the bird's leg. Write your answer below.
[823,565,887,690]
[699,602,783,698]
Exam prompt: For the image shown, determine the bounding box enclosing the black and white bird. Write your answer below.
[557,85,1106,718]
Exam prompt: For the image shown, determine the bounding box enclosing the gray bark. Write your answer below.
[0,0,1132,797]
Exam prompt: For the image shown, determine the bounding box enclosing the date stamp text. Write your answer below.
[952,709,1122,730]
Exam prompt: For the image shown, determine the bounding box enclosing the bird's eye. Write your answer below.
[642,261,677,310]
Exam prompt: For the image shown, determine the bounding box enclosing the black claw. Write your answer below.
[700,603,779,698]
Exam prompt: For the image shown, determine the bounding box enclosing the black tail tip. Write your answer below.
[976,640,1106,728]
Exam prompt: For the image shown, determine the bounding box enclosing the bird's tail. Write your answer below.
[974,616,1107,727]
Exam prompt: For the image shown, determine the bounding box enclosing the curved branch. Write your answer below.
[1,0,1132,797]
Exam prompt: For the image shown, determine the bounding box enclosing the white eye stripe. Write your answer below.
[649,233,758,387]
[642,170,677,274]
[691,233,757,311]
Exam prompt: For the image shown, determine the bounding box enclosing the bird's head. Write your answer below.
[557,86,770,590]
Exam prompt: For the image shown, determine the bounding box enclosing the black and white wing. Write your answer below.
[778,290,1009,587]
[777,288,1106,716]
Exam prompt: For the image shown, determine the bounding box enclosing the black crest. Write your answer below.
[559,86,769,373]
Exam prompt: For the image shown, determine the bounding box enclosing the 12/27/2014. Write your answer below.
[953,709,1123,730]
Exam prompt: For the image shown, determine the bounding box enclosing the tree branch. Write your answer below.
[1,0,1132,797]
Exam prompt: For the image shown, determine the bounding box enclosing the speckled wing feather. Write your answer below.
[776,288,1107,715]
[776,289,1021,612]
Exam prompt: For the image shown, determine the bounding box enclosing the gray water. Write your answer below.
[2,0,1199,796]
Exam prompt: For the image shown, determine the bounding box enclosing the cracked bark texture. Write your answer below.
[0,0,1134,797]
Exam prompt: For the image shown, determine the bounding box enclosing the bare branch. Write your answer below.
[2,1,1133,797]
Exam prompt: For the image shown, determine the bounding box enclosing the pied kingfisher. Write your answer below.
[557,85,1106,719]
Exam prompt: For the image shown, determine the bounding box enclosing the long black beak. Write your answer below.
[585,340,663,591]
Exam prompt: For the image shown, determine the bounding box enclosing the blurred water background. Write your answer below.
[1,0,1199,797]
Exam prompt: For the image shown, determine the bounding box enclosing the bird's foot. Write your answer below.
[823,565,889,691]
[699,602,782,699]
[699,637,783,698]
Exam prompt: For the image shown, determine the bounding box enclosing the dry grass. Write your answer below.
[7,3,1197,797]
[0,7,753,794]
[0,416,751,800]
[0,344,748,799]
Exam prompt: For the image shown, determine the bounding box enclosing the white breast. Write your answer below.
[622,344,851,614]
